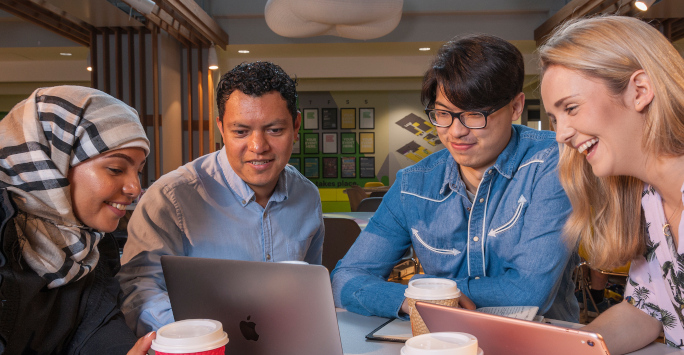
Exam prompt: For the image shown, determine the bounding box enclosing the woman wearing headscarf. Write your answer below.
[0,86,154,354]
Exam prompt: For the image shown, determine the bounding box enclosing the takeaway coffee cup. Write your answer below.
[151,319,229,355]
[401,332,483,355]
[404,278,461,336]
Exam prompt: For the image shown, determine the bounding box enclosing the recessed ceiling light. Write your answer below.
[238,50,250,54]
[60,52,72,56]
[419,48,430,51]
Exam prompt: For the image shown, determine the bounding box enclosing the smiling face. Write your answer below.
[68,147,147,232]
[434,87,522,178]
[218,90,301,204]
[541,65,646,178]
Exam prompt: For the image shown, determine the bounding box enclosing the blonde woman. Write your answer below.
[539,15,684,353]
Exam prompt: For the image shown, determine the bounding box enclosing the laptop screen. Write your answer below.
[161,256,343,355]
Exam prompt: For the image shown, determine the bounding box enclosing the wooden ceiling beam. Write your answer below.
[534,0,643,45]
[0,0,91,46]
[533,0,625,45]
[157,0,228,48]
[145,10,193,47]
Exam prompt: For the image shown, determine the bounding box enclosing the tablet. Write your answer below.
[417,302,610,355]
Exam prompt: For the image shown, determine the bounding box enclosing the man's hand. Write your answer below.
[458,294,476,310]
[127,332,156,355]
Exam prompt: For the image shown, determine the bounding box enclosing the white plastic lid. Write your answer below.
[401,332,481,355]
[404,278,461,300]
[278,260,309,264]
[151,319,229,353]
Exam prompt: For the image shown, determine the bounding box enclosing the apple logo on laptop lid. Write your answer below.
[240,315,259,341]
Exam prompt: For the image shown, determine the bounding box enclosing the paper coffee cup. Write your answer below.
[401,332,483,355]
[404,278,461,336]
[152,319,229,355]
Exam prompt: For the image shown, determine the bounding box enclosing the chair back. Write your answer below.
[364,181,384,188]
[322,217,362,272]
[345,185,369,212]
[369,191,387,198]
[357,197,383,212]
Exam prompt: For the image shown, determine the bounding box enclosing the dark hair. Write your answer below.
[421,34,524,111]
[216,61,298,124]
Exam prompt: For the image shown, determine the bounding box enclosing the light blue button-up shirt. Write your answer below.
[118,147,324,336]
[331,125,579,322]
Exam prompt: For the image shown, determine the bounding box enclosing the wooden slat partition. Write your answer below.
[186,45,193,160]
[197,47,204,157]
[5,0,226,185]
[102,28,111,94]
[208,69,215,153]
[115,28,123,99]
[152,25,161,179]
[90,31,98,89]
[139,29,147,127]
[127,28,135,107]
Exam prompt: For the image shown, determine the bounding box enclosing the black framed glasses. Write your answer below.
[424,100,510,129]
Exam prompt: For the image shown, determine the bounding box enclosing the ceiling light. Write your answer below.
[60,52,72,56]
[86,52,92,72]
[238,50,250,54]
[208,45,219,70]
[635,0,661,11]
[125,0,156,14]
[419,47,430,51]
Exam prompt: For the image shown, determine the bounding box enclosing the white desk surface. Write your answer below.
[323,212,375,230]
[336,309,684,355]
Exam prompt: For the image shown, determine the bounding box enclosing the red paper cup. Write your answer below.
[152,319,229,355]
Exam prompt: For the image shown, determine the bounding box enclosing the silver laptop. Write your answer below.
[417,302,610,355]
[161,255,343,355]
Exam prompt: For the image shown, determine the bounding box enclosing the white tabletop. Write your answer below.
[336,309,684,355]
[323,212,375,230]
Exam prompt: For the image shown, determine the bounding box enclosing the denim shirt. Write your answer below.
[117,147,325,336]
[331,125,579,322]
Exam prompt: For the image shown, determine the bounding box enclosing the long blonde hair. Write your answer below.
[539,15,684,269]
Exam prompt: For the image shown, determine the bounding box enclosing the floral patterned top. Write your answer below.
[625,184,684,348]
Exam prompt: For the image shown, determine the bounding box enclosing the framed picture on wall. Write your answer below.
[304,133,319,154]
[288,157,301,172]
[340,132,356,154]
[341,156,356,178]
[359,132,375,154]
[322,133,338,154]
[359,157,375,178]
[321,108,338,129]
[304,157,319,179]
[292,133,301,154]
[303,108,318,130]
[323,157,338,178]
[359,108,375,129]
[340,108,356,129]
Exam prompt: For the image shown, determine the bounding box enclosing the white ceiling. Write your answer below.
[0,0,681,86]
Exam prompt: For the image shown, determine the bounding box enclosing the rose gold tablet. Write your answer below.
[416,302,610,355]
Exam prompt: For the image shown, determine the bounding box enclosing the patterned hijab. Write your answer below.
[0,86,149,288]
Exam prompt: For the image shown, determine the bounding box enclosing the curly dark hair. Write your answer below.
[216,61,298,125]
[421,34,523,111]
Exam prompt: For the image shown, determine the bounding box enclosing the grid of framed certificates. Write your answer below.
[289,107,376,179]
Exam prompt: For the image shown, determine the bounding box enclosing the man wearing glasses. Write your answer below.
[331,34,579,322]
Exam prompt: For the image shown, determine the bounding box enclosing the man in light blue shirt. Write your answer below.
[118,62,324,336]
[331,35,579,322]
